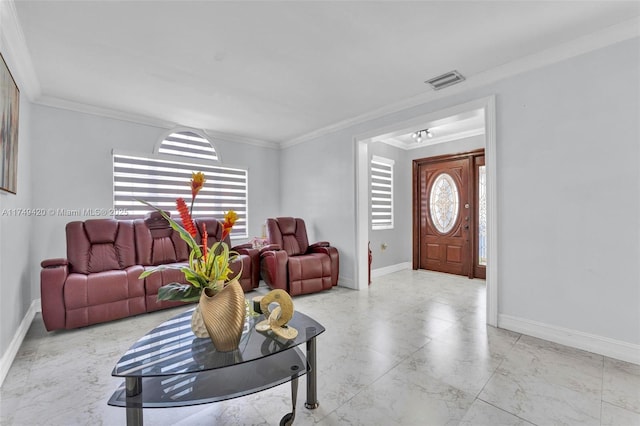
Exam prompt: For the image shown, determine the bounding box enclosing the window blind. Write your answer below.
[158,131,219,161]
[371,156,394,230]
[113,153,248,238]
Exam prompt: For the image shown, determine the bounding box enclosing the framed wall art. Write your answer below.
[0,51,20,194]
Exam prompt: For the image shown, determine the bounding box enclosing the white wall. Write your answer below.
[495,39,639,344]
[280,135,357,286]
[281,38,640,348]
[0,94,33,362]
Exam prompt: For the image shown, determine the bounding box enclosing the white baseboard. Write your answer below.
[0,299,40,387]
[499,314,640,365]
[371,262,412,278]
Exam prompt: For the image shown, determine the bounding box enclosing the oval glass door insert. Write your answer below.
[429,173,459,233]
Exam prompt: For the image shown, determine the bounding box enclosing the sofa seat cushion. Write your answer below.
[64,266,145,309]
[63,265,145,329]
[142,263,191,312]
[142,264,188,295]
[287,253,332,296]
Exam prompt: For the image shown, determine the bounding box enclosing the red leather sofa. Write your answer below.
[260,217,339,296]
[40,214,259,331]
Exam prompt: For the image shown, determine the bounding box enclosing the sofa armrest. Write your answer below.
[233,245,260,289]
[228,254,253,292]
[232,242,252,250]
[309,241,330,249]
[40,262,69,331]
[234,244,258,257]
[259,244,281,255]
[41,258,69,268]
[309,245,339,287]
[260,249,288,291]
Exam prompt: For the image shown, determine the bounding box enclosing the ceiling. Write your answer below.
[12,1,640,144]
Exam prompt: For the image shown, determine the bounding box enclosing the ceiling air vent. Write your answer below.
[425,70,465,90]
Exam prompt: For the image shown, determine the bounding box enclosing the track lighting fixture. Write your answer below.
[411,129,433,143]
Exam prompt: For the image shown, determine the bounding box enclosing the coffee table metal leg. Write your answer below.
[304,331,319,409]
[280,372,299,426]
[125,377,143,426]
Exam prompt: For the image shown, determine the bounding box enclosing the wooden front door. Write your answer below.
[413,149,487,278]
[413,150,484,277]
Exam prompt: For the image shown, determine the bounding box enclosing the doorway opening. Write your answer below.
[355,96,497,326]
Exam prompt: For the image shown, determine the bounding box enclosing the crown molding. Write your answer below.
[377,137,407,150]
[202,128,280,150]
[0,0,41,100]
[35,95,175,129]
[282,17,640,149]
[34,96,280,149]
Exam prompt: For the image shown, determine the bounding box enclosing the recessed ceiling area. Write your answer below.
[12,1,640,143]
[380,109,485,150]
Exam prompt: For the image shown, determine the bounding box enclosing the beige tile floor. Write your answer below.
[1,270,639,425]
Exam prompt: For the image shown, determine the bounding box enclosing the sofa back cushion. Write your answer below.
[267,217,309,257]
[66,219,136,274]
[134,212,189,266]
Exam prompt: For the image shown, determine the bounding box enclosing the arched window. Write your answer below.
[113,130,248,238]
[158,131,218,161]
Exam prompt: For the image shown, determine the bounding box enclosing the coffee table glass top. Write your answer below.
[111,307,325,378]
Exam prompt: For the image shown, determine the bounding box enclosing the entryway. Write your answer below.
[413,150,486,279]
[355,95,497,326]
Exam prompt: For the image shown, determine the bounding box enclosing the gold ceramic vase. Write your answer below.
[190,304,209,338]
[198,278,246,352]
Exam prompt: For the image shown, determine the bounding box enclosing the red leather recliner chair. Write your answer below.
[260,217,339,296]
[40,219,146,331]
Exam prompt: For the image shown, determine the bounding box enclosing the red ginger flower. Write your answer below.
[191,172,206,199]
[222,210,238,240]
[202,222,208,262]
[176,198,197,237]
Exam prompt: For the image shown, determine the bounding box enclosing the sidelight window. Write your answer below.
[371,155,394,230]
[478,165,487,265]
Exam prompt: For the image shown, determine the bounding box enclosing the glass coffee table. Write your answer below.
[108,307,325,425]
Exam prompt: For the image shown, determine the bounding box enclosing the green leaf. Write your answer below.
[138,264,185,279]
[182,267,208,288]
[157,283,201,302]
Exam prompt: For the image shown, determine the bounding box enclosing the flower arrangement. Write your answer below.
[139,172,239,302]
